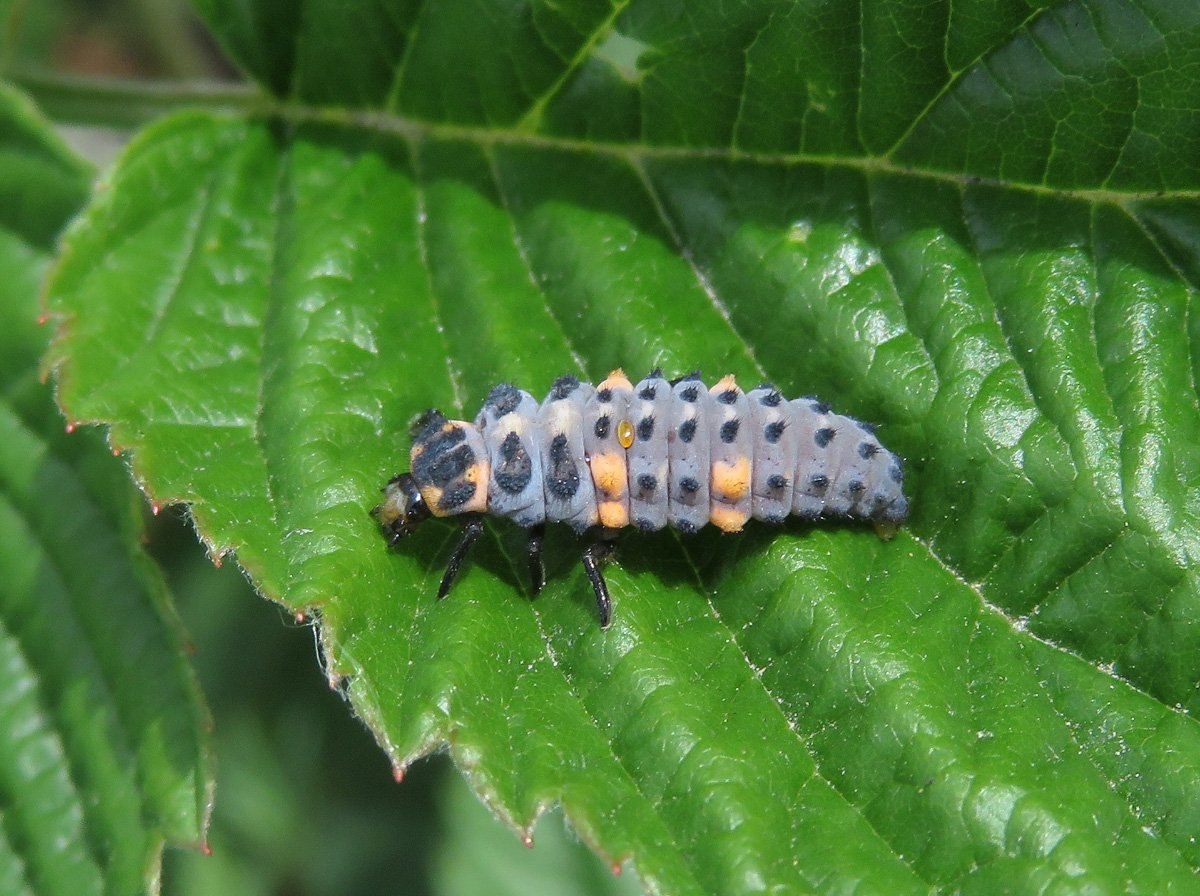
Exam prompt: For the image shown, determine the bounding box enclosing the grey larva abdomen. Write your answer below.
[408,370,908,534]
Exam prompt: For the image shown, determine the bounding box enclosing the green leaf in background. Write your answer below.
[0,82,211,896]
[151,510,446,896]
[38,0,1200,892]
[435,766,643,896]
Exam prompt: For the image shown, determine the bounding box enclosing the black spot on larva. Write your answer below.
[415,417,465,454]
[759,388,783,407]
[648,366,664,379]
[680,476,700,493]
[637,473,657,492]
[809,400,831,414]
[858,441,881,459]
[424,447,472,488]
[485,383,522,416]
[678,417,698,443]
[500,431,521,460]
[720,419,740,443]
[637,416,655,440]
[809,474,830,490]
[680,384,700,403]
[718,389,739,404]
[594,415,611,439]
[410,408,447,439]
[412,425,471,487]
[438,481,477,511]
[634,517,656,532]
[859,420,878,435]
[412,410,456,442]
[814,427,836,448]
[546,433,579,499]
[676,519,698,534]
[889,461,904,484]
[598,387,613,402]
[495,431,532,493]
[671,370,702,385]
[639,384,657,400]
[764,420,786,443]
[848,479,866,494]
[550,375,579,400]
[767,474,789,490]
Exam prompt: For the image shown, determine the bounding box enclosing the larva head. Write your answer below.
[372,473,431,543]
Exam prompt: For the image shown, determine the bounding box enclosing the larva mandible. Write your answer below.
[373,368,909,627]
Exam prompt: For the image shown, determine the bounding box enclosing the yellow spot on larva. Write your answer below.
[617,419,635,448]
[422,485,445,514]
[599,500,630,529]
[590,452,627,498]
[599,369,633,391]
[712,373,738,394]
[709,503,749,533]
[711,457,751,502]
[463,467,490,513]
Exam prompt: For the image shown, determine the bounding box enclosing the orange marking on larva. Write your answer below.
[711,457,751,502]
[590,452,627,498]
[422,484,446,514]
[617,419,635,448]
[712,373,738,393]
[462,461,490,513]
[599,369,633,391]
[709,502,749,533]
[598,500,630,529]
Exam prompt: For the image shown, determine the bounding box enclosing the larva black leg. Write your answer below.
[580,540,616,628]
[438,514,485,599]
[527,523,546,594]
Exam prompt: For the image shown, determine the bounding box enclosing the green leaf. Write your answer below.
[40,2,1200,893]
[0,81,212,895]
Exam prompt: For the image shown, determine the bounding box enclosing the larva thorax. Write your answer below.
[387,369,908,538]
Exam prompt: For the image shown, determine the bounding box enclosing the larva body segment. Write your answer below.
[666,373,712,535]
[627,369,673,532]
[407,411,490,516]
[475,385,545,528]
[375,369,909,627]
[708,375,753,534]
[584,369,635,530]
[747,384,799,524]
[537,376,597,533]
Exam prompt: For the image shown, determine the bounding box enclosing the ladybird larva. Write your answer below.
[373,369,909,626]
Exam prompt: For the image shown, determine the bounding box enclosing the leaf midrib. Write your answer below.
[9,68,1196,206]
